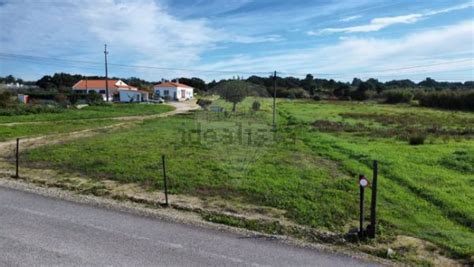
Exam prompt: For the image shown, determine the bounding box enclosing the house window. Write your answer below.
[164,90,169,96]
[156,90,160,96]
[99,90,106,94]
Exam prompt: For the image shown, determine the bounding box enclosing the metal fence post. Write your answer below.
[368,160,378,238]
[14,138,19,178]
[358,174,369,238]
[162,155,169,206]
[359,183,365,237]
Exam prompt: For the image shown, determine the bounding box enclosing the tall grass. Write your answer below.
[418,90,474,111]
[383,90,414,104]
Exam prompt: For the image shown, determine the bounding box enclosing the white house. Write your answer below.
[153,82,193,101]
[72,79,148,102]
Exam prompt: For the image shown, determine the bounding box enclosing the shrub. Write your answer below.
[312,95,321,101]
[333,85,351,98]
[55,93,69,108]
[251,100,261,111]
[276,87,310,99]
[350,89,370,101]
[197,98,212,110]
[288,90,296,100]
[383,90,414,104]
[408,133,426,145]
[290,88,310,98]
[69,93,81,105]
[418,90,474,111]
[85,92,104,105]
[413,90,425,101]
[0,91,16,108]
[0,104,64,116]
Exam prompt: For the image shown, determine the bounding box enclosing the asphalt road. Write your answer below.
[0,187,379,266]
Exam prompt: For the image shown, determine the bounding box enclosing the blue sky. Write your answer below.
[0,0,473,82]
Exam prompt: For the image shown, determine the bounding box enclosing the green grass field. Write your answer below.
[0,103,174,123]
[23,98,474,259]
[0,103,174,140]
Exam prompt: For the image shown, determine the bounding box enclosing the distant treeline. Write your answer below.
[2,73,472,92]
[1,73,473,111]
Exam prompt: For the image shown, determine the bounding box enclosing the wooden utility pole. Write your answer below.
[104,44,109,102]
[272,70,276,130]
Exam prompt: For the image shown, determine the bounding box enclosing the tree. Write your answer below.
[36,73,83,90]
[208,80,218,88]
[418,77,438,88]
[366,78,385,94]
[351,77,362,87]
[212,80,257,112]
[301,74,316,95]
[350,81,373,101]
[333,84,351,98]
[125,77,149,89]
[385,79,416,88]
[36,75,56,89]
[246,75,265,86]
[5,75,16,84]
[179,77,206,91]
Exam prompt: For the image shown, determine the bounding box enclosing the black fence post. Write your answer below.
[359,182,365,237]
[368,160,378,238]
[162,155,169,206]
[14,138,19,178]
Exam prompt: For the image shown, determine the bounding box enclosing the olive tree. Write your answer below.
[212,80,265,112]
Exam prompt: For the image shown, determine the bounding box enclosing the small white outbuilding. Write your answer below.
[118,89,149,103]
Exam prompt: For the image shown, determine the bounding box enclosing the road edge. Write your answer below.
[0,177,392,266]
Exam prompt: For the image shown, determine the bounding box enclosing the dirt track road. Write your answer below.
[0,101,199,156]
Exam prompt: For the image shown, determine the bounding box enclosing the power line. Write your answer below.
[0,52,274,76]
[1,52,472,80]
[0,55,104,71]
[280,59,473,77]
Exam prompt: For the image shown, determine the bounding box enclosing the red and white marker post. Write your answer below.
[358,174,369,237]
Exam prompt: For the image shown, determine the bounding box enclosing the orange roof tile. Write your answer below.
[154,82,193,88]
[72,80,135,90]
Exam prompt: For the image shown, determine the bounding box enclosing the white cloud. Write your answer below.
[309,13,423,35]
[1,0,472,82]
[0,0,282,79]
[203,20,474,81]
[309,2,474,35]
[340,15,361,22]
